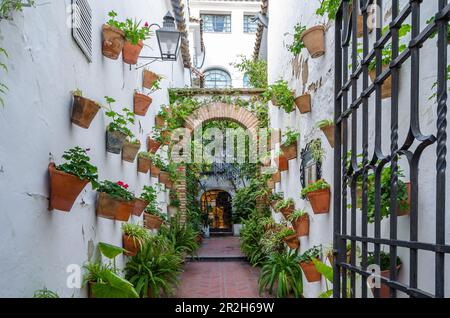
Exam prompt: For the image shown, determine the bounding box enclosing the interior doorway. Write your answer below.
[201,190,233,231]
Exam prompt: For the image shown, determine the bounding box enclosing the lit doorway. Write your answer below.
[201,190,233,231]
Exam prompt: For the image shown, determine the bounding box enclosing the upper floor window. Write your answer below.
[204,69,232,88]
[201,14,232,33]
[243,14,258,33]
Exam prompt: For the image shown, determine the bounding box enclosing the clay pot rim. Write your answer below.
[102,24,125,36]
[134,92,152,100]
[74,95,101,109]
[306,187,331,197]
[301,25,326,40]
[294,93,311,100]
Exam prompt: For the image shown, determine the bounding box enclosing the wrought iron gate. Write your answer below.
[333,0,449,298]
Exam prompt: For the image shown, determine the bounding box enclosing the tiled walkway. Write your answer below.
[176,236,267,298]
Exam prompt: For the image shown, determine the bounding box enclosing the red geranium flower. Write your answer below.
[144,22,149,27]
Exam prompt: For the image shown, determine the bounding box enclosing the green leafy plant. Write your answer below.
[282,128,300,147]
[368,251,402,271]
[268,192,284,203]
[106,11,152,45]
[275,198,294,211]
[159,215,200,256]
[32,288,59,298]
[125,235,183,298]
[288,23,306,55]
[231,55,268,88]
[316,119,334,129]
[276,227,296,239]
[56,146,99,188]
[0,47,8,107]
[309,139,325,162]
[240,211,268,266]
[0,0,34,19]
[315,0,343,21]
[122,223,149,248]
[301,179,330,197]
[299,245,322,263]
[104,96,135,138]
[169,190,181,207]
[312,258,334,298]
[259,250,303,298]
[263,80,295,113]
[287,209,307,222]
[97,180,134,201]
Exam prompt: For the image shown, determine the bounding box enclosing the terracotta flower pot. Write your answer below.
[307,188,331,214]
[320,124,335,148]
[161,130,172,145]
[137,156,151,174]
[133,92,152,116]
[122,141,140,163]
[48,163,89,212]
[144,213,163,230]
[147,137,161,154]
[71,95,100,129]
[357,15,374,37]
[280,143,298,161]
[96,192,133,221]
[114,199,134,222]
[106,130,127,154]
[155,115,166,129]
[371,265,401,298]
[293,214,309,237]
[150,164,161,178]
[102,24,125,60]
[369,64,392,99]
[300,259,322,282]
[143,70,160,89]
[132,198,149,217]
[123,234,141,257]
[280,202,295,219]
[123,40,143,65]
[159,171,173,188]
[301,25,326,58]
[272,171,281,183]
[294,94,311,114]
[283,234,300,250]
[275,154,289,172]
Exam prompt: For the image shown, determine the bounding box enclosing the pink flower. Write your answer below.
[117,181,124,187]
[144,22,149,27]
[124,184,129,189]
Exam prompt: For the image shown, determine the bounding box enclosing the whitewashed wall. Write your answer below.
[0,0,188,297]
[189,0,261,87]
[267,0,450,297]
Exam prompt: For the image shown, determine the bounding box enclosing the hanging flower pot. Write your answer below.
[71,95,100,129]
[143,70,161,89]
[307,188,331,214]
[299,258,322,282]
[144,213,163,230]
[102,24,125,60]
[122,40,143,65]
[159,171,173,189]
[293,214,309,237]
[96,180,134,221]
[133,92,152,116]
[137,154,151,173]
[283,234,300,250]
[161,130,172,145]
[319,123,335,148]
[369,64,392,99]
[150,163,161,178]
[155,115,166,129]
[294,94,311,114]
[280,203,295,219]
[96,192,119,220]
[147,137,161,154]
[301,25,326,58]
[132,198,148,217]
[280,143,298,161]
[275,154,289,172]
[272,171,281,183]
[122,140,140,163]
[123,234,141,257]
[48,163,89,212]
[106,129,127,154]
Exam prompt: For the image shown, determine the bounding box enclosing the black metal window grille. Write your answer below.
[333,0,449,298]
[244,14,258,33]
[201,14,232,33]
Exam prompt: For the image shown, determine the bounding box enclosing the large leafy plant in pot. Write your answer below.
[287,209,309,237]
[122,223,149,257]
[263,80,295,113]
[49,147,98,212]
[96,180,135,221]
[299,245,323,282]
[122,19,152,65]
[281,128,300,160]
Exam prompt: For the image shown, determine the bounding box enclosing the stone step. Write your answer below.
[185,256,247,262]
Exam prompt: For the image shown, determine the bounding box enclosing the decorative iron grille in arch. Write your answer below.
[333,0,449,298]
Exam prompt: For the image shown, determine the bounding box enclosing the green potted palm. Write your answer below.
[299,245,322,282]
[259,250,303,298]
[48,147,98,212]
[102,11,126,60]
[96,180,135,221]
[104,97,135,154]
[288,209,309,237]
[301,179,331,214]
[278,227,299,250]
[275,198,295,219]
[122,223,149,257]
[71,89,101,129]
[281,128,300,160]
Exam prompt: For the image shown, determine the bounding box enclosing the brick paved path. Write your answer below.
[176,237,267,298]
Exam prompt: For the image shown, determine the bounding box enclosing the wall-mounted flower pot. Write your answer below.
[96,192,133,221]
[102,24,125,60]
[272,171,281,183]
[294,94,311,114]
[369,64,392,99]
[306,188,331,214]
[301,25,326,58]
[283,234,300,250]
[320,124,335,148]
[161,130,172,145]
[122,141,140,163]
[159,171,173,189]
[155,115,166,129]
[167,205,178,218]
[299,259,322,282]
[280,202,295,219]
[133,92,152,116]
[371,265,401,298]
[143,70,160,89]
[123,40,143,65]
[150,164,161,178]
[48,163,89,212]
[293,214,309,237]
[144,213,163,230]
[71,95,100,129]
[132,198,148,217]
[106,130,127,154]
[147,137,161,154]
[275,154,289,172]
[281,143,298,161]
[137,156,151,173]
[357,15,374,37]
[123,234,140,257]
